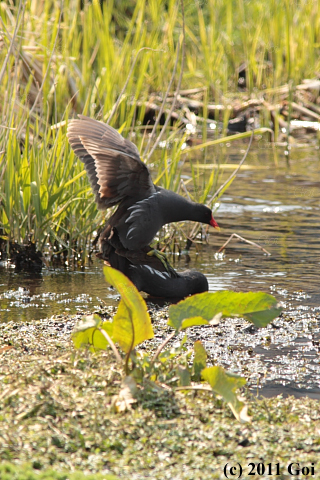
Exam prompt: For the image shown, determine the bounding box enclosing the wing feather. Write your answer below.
[67,115,155,209]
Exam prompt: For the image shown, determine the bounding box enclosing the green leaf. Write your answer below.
[184,128,272,154]
[72,314,113,350]
[104,266,154,352]
[202,366,249,422]
[168,291,282,330]
[180,316,211,330]
[193,341,207,381]
[73,314,101,332]
[244,306,283,328]
[176,365,191,387]
[112,299,137,352]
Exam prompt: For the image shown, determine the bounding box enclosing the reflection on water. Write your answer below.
[0,265,119,322]
[206,149,320,300]
[0,147,320,398]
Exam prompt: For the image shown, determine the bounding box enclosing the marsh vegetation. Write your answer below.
[1,2,320,478]
[1,0,320,264]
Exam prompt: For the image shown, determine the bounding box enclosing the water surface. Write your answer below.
[1,146,319,398]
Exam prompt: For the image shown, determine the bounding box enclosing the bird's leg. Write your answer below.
[147,249,178,277]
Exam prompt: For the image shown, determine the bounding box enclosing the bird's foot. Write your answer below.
[147,249,178,277]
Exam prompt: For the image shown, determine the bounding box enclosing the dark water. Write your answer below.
[206,153,320,302]
[1,146,319,398]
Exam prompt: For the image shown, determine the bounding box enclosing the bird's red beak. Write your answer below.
[210,215,220,231]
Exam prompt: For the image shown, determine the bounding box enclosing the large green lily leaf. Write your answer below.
[104,266,154,352]
[202,366,250,422]
[168,291,282,330]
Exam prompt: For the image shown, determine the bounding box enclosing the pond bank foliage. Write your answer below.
[1,0,320,264]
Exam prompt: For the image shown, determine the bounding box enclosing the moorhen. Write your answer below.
[67,115,219,264]
[105,243,209,298]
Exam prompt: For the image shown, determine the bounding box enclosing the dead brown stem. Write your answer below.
[217,233,271,256]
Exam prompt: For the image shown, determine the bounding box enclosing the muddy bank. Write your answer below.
[1,303,320,478]
[1,294,320,398]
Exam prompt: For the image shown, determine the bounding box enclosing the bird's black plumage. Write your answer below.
[67,115,218,255]
[102,243,208,298]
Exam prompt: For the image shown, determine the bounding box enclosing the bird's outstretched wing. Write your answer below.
[67,115,155,209]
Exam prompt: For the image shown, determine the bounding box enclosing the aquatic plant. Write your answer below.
[0,124,99,264]
[72,266,282,421]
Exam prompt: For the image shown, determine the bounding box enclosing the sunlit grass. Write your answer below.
[0,122,99,263]
[1,0,319,262]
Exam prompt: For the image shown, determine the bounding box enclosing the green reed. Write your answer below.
[0,121,99,262]
[0,0,319,261]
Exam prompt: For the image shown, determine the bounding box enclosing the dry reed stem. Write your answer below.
[217,233,271,256]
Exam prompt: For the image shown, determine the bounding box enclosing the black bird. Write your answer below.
[67,115,219,264]
[104,243,209,298]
